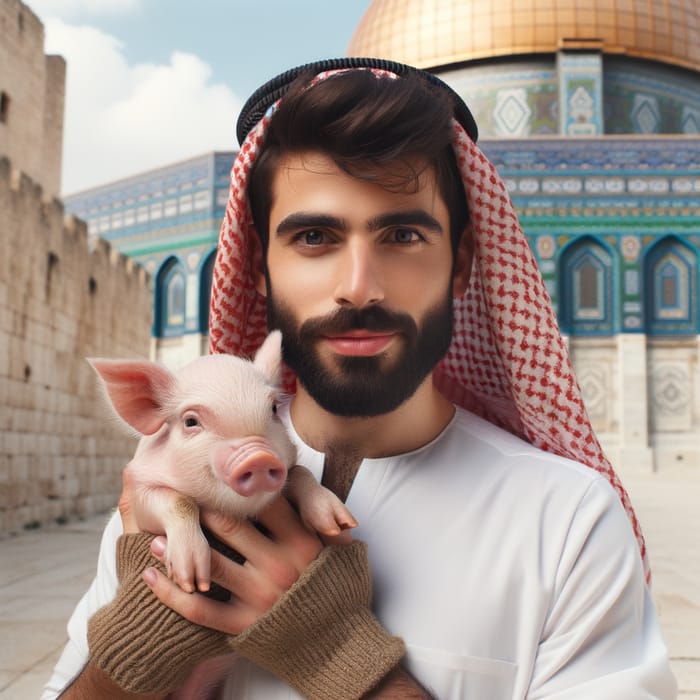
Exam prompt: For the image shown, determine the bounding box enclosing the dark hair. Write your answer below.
[248,69,469,255]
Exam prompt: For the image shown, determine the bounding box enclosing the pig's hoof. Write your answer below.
[177,578,196,593]
[167,560,197,593]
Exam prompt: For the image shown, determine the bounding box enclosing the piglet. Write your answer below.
[89,330,356,594]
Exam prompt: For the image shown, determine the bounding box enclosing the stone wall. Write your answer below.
[0,0,65,198]
[0,159,152,534]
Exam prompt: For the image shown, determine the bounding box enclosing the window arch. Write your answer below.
[644,237,698,335]
[558,237,615,335]
[154,257,187,337]
[199,248,216,334]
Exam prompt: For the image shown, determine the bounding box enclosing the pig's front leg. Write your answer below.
[285,465,357,537]
[133,484,211,593]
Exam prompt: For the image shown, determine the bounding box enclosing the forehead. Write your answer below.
[269,150,445,215]
[176,355,267,401]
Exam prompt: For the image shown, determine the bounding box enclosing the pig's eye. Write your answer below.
[183,415,199,428]
[271,404,277,415]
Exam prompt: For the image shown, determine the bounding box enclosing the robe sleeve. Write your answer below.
[528,479,677,699]
[41,510,122,700]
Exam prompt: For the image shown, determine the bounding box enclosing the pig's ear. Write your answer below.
[253,330,282,385]
[87,358,175,435]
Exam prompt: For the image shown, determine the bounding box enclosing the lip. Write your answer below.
[322,331,396,356]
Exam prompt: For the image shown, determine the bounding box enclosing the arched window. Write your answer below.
[577,260,600,311]
[199,248,216,334]
[154,257,186,337]
[644,238,698,335]
[660,261,679,308]
[559,237,614,335]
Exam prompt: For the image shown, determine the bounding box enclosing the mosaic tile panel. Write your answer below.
[604,57,700,134]
[558,53,603,136]
[442,55,700,137]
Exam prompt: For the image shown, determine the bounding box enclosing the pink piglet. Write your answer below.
[89,330,356,594]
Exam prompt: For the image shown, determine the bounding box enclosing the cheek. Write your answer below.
[269,421,297,467]
[267,252,336,314]
[384,256,452,307]
[177,437,214,472]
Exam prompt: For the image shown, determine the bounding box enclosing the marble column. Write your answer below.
[617,334,654,471]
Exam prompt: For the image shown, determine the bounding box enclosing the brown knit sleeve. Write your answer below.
[87,533,231,695]
[229,541,405,700]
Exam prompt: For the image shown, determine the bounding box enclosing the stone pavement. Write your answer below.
[0,473,698,699]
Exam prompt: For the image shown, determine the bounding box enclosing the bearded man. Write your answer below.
[45,59,676,700]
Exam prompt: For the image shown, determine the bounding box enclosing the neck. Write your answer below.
[289,374,456,459]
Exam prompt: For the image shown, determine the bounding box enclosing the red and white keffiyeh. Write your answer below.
[208,68,649,582]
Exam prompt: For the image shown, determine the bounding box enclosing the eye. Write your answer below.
[292,229,329,247]
[272,403,277,415]
[183,414,200,429]
[391,227,422,244]
[304,231,324,245]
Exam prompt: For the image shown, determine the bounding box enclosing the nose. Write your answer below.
[334,239,384,308]
[229,451,287,497]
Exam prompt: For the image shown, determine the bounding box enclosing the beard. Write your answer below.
[266,287,453,418]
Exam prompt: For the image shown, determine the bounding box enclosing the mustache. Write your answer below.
[298,305,418,338]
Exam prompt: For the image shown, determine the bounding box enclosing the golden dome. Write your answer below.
[347,0,700,73]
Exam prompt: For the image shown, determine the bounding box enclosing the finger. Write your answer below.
[143,567,255,635]
[256,496,309,540]
[151,524,288,606]
[201,504,318,603]
[201,500,317,566]
[200,511,272,563]
[207,549,287,613]
[256,497,323,569]
[151,535,167,559]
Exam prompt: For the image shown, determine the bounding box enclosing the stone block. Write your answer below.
[0,483,25,509]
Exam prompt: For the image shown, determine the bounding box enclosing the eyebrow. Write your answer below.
[275,213,345,236]
[367,210,444,234]
[274,209,444,237]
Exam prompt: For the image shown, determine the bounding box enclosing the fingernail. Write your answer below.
[151,536,166,556]
[143,568,157,586]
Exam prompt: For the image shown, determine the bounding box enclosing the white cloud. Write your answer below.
[43,19,242,194]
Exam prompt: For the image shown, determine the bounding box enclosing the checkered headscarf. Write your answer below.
[208,62,649,582]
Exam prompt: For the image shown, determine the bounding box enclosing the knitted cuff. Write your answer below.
[88,533,231,695]
[229,541,405,700]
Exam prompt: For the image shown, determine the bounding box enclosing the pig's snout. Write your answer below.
[212,441,287,498]
[230,452,286,497]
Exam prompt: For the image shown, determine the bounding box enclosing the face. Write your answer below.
[255,151,472,418]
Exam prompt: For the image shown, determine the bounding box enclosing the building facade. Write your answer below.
[348,0,700,472]
[64,152,235,369]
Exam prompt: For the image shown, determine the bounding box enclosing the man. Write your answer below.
[44,58,676,699]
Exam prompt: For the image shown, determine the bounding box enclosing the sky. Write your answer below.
[25,0,373,195]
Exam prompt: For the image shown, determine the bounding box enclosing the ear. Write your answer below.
[253,330,282,385]
[250,230,268,298]
[452,226,474,298]
[87,358,175,435]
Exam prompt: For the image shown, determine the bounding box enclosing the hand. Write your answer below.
[143,496,324,634]
[132,494,404,700]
